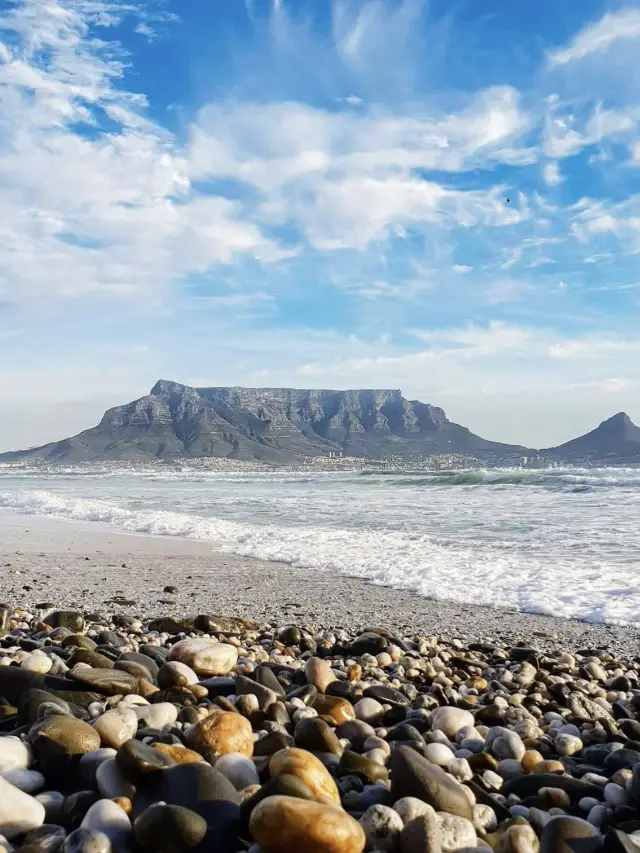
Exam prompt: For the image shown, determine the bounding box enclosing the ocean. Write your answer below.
[0,465,639,626]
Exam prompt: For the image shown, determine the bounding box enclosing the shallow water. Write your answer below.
[1,464,640,625]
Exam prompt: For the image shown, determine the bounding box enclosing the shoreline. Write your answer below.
[1,510,639,652]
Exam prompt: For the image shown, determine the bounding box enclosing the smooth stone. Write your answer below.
[239,775,317,827]
[605,750,640,772]
[394,797,435,824]
[351,633,388,656]
[96,759,136,800]
[116,739,175,782]
[93,708,138,749]
[424,743,455,767]
[68,669,139,697]
[438,813,477,852]
[294,718,343,755]
[214,753,260,790]
[60,792,100,830]
[119,653,159,679]
[23,823,67,852]
[36,791,65,823]
[304,659,336,693]
[30,716,101,776]
[185,710,253,758]
[157,662,199,689]
[3,768,45,793]
[311,695,355,726]
[80,800,131,849]
[134,703,178,730]
[62,828,112,853]
[491,729,525,762]
[363,685,410,708]
[0,776,45,839]
[270,748,340,805]
[359,804,404,852]
[389,745,473,820]
[151,744,205,766]
[168,640,238,676]
[338,750,389,784]
[431,708,475,740]
[255,666,287,698]
[400,807,442,853]
[78,749,118,786]
[540,816,601,853]
[354,698,386,724]
[605,830,640,853]
[44,612,84,632]
[234,674,278,711]
[133,803,207,853]
[0,736,33,773]
[502,774,604,803]
[249,794,366,853]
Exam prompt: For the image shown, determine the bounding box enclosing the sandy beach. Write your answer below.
[1,509,638,653]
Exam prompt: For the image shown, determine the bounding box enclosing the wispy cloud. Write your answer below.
[548,8,640,66]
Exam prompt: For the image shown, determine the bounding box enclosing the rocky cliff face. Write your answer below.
[0,380,524,463]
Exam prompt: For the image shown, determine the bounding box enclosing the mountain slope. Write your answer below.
[544,412,640,461]
[0,380,525,463]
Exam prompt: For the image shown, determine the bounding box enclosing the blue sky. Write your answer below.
[2,0,640,449]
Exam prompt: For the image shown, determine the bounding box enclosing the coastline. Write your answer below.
[1,509,639,652]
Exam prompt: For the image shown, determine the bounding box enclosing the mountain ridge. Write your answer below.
[1,382,638,464]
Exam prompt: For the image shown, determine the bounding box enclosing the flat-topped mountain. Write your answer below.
[544,412,640,462]
[0,380,525,463]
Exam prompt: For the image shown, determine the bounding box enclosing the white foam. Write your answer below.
[2,478,640,626]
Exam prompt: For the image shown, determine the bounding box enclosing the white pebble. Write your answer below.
[437,812,477,852]
[0,738,32,774]
[2,770,45,794]
[0,777,45,839]
[424,743,455,767]
[81,799,132,848]
[214,753,260,790]
[134,703,178,730]
[447,758,473,782]
[359,805,403,852]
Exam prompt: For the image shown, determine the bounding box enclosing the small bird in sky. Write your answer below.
[505,197,511,204]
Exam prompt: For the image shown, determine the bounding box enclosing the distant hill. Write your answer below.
[543,412,640,462]
[0,380,526,463]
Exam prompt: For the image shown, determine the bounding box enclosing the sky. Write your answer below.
[2,0,640,450]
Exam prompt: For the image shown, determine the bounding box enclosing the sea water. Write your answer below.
[1,465,640,625]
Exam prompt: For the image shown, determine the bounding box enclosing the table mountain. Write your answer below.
[0,380,525,463]
[543,412,640,462]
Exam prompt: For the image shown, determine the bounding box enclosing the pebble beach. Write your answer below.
[0,513,638,852]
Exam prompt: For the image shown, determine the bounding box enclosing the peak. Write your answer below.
[601,412,632,427]
[150,379,189,396]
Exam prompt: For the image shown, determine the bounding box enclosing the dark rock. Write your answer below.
[239,773,316,829]
[502,774,604,803]
[22,823,67,852]
[116,739,176,782]
[338,750,389,784]
[350,632,387,656]
[278,626,301,646]
[389,744,473,819]
[605,749,640,772]
[133,804,207,853]
[254,665,286,698]
[60,792,100,830]
[44,612,85,632]
[67,668,139,696]
[119,652,160,679]
[294,718,342,755]
[97,631,127,648]
[541,816,602,853]
[253,731,295,757]
[148,616,195,633]
[193,614,259,633]
[68,649,114,670]
[233,674,278,711]
[605,829,640,853]
[363,685,410,708]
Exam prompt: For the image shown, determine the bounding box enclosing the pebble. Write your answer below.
[0,605,637,853]
[0,776,45,839]
[168,639,238,676]
[359,804,404,852]
[250,795,366,853]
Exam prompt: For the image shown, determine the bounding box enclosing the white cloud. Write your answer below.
[452,264,472,273]
[0,0,286,307]
[548,9,640,67]
[189,87,531,250]
[542,161,563,186]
